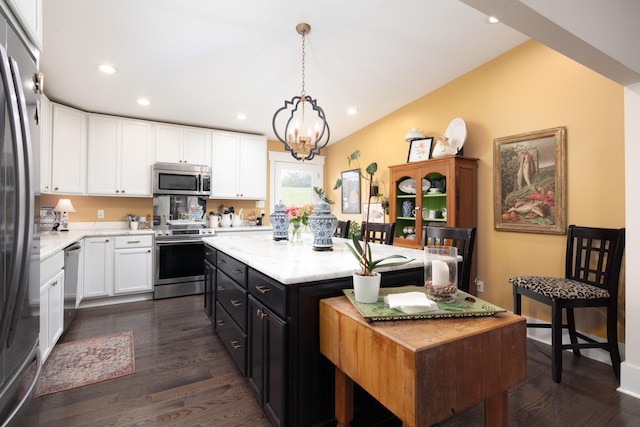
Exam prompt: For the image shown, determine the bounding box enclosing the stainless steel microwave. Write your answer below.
[152,163,211,196]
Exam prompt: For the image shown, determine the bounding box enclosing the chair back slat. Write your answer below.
[361,222,395,245]
[566,225,625,296]
[334,220,351,238]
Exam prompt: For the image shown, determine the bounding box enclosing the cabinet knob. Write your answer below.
[116,189,120,193]
[256,308,268,319]
[54,186,59,191]
[231,340,242,350]
[217,319,225,326]
[121,189,125,193]
[105,239,110,243]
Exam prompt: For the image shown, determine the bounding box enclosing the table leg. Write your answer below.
[335,367,354,427]
[484,390,508,427]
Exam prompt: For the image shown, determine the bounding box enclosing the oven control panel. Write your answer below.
[154,228,216,238]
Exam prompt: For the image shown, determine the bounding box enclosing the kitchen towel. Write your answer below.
[384,292,439,314]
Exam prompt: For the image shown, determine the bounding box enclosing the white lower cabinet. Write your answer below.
[40,252,64,362]
[113,236,153,294]
[83,236,114,298]
[83,235,153,299]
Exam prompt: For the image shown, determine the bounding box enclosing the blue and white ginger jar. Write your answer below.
[270,200,290,241]
[308,200,338,251]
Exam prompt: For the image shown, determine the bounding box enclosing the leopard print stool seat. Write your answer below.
[508,276,610,300]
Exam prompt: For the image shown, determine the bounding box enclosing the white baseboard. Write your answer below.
[522,315,625,366]
[619,363,640,398]
[78,292,153,308]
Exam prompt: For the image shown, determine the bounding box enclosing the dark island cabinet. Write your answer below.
[248,295,287,427]
[207,243,424,427]
[203,246,216,322]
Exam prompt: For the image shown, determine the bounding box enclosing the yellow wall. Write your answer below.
[325,40,625,339]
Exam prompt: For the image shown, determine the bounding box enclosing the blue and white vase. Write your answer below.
[308,200,338,251]
[270,200,290,241]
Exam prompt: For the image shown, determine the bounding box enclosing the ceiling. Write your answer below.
[40,0,529,144]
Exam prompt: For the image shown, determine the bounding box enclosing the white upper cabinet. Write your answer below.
[211,132,266,199]
[5,0,42,50]
[39,94,51,193]
[51,104,86,194]
[87,115,152,196]
[155,124,211,166]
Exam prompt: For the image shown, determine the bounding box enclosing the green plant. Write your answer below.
[348,221,361,240]
[335,150,412,276]
[313,186,334,205]
[345,235,413,275]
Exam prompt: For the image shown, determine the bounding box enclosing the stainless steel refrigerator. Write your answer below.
[0,12,41,426]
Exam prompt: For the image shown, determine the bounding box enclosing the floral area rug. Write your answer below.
[35,331,135,397]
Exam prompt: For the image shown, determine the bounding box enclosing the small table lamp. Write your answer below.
[53,198,76,231]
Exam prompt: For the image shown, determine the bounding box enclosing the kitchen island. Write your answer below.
[203,233,425,427]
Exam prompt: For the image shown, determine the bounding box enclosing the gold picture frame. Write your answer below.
[493,126,567,234]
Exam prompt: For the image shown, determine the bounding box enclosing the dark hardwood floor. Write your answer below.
[18,295,640,426]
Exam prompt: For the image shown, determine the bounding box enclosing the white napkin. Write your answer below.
[384,292,439,314]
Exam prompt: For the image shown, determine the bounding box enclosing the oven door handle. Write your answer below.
[155,239,204,245]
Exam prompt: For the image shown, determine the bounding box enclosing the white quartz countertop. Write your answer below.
[203,233,425,285]
[38,224,273,261]
[39,229,154,260]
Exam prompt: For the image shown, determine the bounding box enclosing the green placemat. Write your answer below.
[343,286,506,322]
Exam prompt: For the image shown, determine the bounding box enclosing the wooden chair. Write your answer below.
[509,225,626,383]
[334,220,350,238]
[422,226,476,293]
[360,222,395,245]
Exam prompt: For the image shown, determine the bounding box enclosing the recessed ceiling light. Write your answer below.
[98,64,117,74]
[137,98,150,106]
[347,107,358,115]
[236,113,247,120]
[487,16,500,24]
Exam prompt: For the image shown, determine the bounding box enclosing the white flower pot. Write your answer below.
[352,272,381,303]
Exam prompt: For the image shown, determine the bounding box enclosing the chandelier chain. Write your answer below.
[300,31,306,98]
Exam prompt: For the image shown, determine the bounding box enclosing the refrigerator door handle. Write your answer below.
[6,56,35,348]
[0,45,27,352]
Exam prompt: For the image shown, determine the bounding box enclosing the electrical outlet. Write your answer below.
[98,209,104,219]
[255,200,265,208]
[476,280,485,293]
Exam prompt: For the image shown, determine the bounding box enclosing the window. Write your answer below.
[269,152,324,211]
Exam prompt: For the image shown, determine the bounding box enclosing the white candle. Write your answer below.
[432,260,449,287]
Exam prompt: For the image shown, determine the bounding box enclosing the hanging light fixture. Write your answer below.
[272,23,330,161]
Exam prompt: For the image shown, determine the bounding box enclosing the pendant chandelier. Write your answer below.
[272,23,330,162]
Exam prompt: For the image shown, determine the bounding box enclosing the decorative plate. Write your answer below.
[398,178,416,194]
[421,179,431,193]
[445,118,467,154]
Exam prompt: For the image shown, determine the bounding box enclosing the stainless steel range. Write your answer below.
[152,195,215,299]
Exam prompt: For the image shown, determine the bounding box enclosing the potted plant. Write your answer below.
[335,150,413,302]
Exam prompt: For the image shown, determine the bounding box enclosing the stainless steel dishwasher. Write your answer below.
[63,242,82,332]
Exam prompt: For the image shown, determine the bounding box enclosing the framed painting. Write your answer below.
[493,126,566,234]
[362,203,384,223]
[407,137,434,162]
[341,169,361,214]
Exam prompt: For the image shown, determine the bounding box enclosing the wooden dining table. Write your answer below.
[319,295,527,427]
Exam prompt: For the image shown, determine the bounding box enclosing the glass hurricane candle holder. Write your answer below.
[424,246,458,303]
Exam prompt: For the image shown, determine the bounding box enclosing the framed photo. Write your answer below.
[362,203,384,223]
[407,137,434,162]
[341,169,361,214]
[494,126,566,234]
